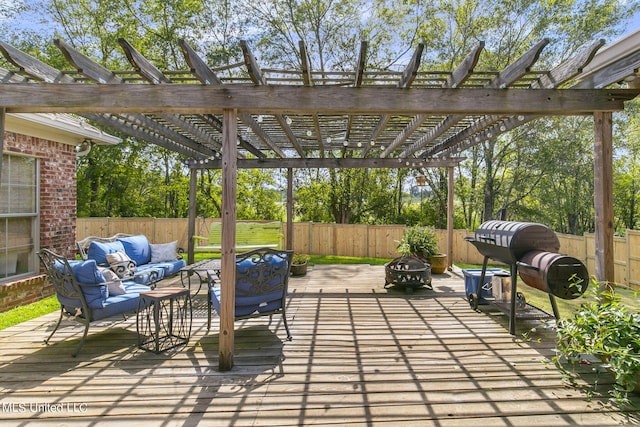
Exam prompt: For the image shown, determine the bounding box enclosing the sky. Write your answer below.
[2,1,640,44]
[628,8,640,35]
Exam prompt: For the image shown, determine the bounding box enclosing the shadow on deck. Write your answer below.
[0,264,638,426]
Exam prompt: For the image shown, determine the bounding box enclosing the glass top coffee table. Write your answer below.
[180,258,221,296]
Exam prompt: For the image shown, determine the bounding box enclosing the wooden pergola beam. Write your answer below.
[1,85,635,114]
[179,39,271,157]
[367,44,423,154]
[190,157,464,169]
[7,38,212,158]
[87,113,213,158]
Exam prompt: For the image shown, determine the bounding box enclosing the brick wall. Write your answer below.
[0,130,77,312]
[0,275,52,313]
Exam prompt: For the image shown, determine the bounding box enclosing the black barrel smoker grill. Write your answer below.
[465,221,589,334]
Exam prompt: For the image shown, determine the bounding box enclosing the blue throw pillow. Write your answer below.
[68,259,108,309]
[68,259,106,285]
[117,235,152,266]
[87,240,126,266]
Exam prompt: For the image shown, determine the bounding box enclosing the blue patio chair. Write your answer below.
[207,248,294,340]
[38,248,150,357]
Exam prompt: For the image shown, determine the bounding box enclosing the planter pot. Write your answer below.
[290,262,308,276]
[597,354,640,393]
[429,253,447,274]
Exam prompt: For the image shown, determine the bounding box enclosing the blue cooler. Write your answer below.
[462,268,509,303]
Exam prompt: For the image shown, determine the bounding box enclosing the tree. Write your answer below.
[76,139,186,217]
[613,99,640,232]
[521,117,595,234]
[6,0,640,231]
[407,0,638,230]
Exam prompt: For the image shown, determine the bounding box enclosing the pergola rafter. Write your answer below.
[406,39,549,158]
[394,41,484,158]
[1,34,640,371]
[425,39,607,157]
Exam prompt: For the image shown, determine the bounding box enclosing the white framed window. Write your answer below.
[0,154,39,280]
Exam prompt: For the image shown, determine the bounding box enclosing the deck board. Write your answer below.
[0,264,638,426]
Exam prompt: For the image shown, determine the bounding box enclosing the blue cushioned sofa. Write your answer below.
[77,234,186,287]
[39,248,152,357]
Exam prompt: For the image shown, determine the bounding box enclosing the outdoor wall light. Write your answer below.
[74,138,93,156]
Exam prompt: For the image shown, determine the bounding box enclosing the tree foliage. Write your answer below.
[3,0,640,232]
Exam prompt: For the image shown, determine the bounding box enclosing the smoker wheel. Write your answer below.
[516,292,526,309]
[468,293,479,310]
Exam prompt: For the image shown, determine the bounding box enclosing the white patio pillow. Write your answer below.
[99,267,127,296]
[150,241,178,263]
[106,251,136,278]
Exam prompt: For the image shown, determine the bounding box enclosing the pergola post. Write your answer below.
[219,109,238,371]
[593,111,614,286]
[447,166,454,269]
[187,168,197,265]
[0,108,5,177]
[286,168,294,250]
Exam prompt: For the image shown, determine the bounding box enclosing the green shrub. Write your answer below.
[553,280,640,406]
[397,225,439,258]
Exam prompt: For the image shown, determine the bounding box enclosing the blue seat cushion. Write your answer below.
[132,264,166,285]
[87,240,126,266]
[149,259,186,276]
[210,287,283,318]
[89,282,150,321]
[117,235,152,266]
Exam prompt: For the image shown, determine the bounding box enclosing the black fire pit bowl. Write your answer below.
[384,256,432,294]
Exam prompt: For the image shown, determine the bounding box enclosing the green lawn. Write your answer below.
[0,295,59,331]
[457,263,640,318]
[308,254,392,266]
[191,252,392,266]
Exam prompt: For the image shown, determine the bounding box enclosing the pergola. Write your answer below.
[1,34,639,370]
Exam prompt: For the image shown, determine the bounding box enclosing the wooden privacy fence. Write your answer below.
[76,218,640,289]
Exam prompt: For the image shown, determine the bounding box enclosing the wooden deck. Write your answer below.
[1,264,638,426]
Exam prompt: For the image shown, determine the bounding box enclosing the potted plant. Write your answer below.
[290,253,310,276]
[397,225,447,273]
[553,279,640,405]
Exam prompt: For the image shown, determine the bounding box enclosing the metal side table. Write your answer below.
[137,287,192,353]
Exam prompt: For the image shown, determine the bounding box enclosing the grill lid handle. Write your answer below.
[516,261,539,271]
